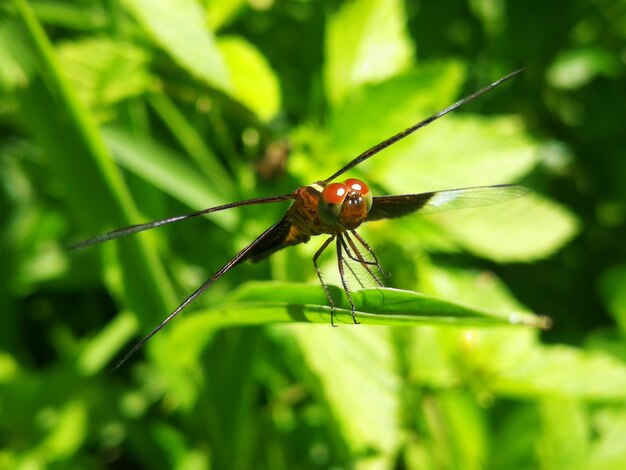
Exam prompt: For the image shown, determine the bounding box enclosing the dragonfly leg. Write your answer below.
[336,234,359,325]
[351,230,389,280]
[313,235,337,326]
[343,231,385,287]
[337,236,367,289]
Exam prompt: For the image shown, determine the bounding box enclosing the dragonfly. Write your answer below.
[71,69,527,369]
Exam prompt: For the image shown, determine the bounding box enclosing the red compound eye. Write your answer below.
[343,178,373,212]
[344,178,369,196]
[321,182,349,205]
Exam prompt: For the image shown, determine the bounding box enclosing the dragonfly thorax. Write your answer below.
[318,178,373,229]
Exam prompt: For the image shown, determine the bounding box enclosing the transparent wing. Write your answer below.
[366,184,528,221]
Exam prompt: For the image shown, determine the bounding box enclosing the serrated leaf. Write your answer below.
[217,36,280,121]
[123,0,230,91]
[442,192,579,262]
[324,0,413,105]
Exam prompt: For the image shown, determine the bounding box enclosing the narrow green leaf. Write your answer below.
[547,47,621,90]
[161,281,550,330]
[147,93,233,187]
[11,0,175,350]
[102,126,237,230]
[38,401,88,460]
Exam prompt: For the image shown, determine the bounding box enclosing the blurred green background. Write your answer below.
[2,0,626,468]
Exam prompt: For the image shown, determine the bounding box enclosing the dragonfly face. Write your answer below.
[318,179,373,229]
[70,69,527,370]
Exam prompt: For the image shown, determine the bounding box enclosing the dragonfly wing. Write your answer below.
[111,218,292,371]
[243,214,311,264]
[366,184,528,221]
[69,193,295,250]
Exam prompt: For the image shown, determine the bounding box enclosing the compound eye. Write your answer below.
[321,183,348,205]
[319,182,349,224]
[344,178,368,194]
[344,178,373,212]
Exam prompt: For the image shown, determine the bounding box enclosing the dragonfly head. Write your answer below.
[318,178,373,229]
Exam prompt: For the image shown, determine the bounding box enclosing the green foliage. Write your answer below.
[1,0,625,468]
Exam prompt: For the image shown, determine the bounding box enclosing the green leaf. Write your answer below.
[599,264,626,333]
[217,36,281,121]
[102,126,237,230]
[38,401,88,460]
[417,261,529,314]
[588,407,626,468]
[442,191,580,262]
[206,0,246,31]
[547,47,622,90]
[56,37,155,114]
[11,0,175,332]
[0,19,35,90]
[123,0,230,91]
[537,400,589,470]
[493,341,626,400]
[291,62,465,182]
[160,281,549,331]
[282,324,401,465]
[371,115,538,192]
[324,0,413,105]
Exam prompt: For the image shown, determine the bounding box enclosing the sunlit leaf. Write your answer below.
[102,126,237,230]
[324,0,413,105]
[218,36,281,121]
[442,192,579,262]
[547,47,621,89]
[372,115,538,192]
[206,0,246,30]
[57,37,154,113]
[599,264,626,333]
[160,281,550,329]
[123,0,230,91]
[537,400,589,469]
[282,324,401,466]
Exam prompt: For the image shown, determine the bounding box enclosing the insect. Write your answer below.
[71,70,527,369]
